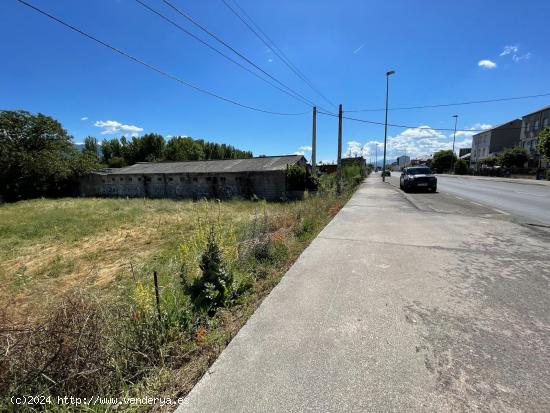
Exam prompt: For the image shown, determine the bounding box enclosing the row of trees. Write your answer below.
[90,134,252,168]
[0,110,253,201]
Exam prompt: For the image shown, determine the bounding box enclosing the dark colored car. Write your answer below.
[381,169,391,177]
[400,167,437,192]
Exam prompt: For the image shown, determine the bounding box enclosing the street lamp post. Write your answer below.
[382,70,395,182]
[451,114,458,174]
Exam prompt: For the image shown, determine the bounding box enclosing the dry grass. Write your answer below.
[0,198,197,321]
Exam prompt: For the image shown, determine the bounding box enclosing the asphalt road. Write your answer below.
[177,176,550,412]
[387,173,550,226]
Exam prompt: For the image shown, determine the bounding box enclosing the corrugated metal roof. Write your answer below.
[103,155,305,175]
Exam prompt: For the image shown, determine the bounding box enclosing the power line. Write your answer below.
[160,0,326,111]
[16,0,309,116]
[134,0,314,108]
[317,111,523,132]
[346,92,550,112]
[222,0,337,109]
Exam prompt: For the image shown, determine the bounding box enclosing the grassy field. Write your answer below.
[0,177,360,411]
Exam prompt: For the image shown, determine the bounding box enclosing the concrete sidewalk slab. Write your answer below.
[176,176,550,413]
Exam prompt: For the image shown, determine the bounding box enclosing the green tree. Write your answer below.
[83,136,99,158]
[498,147,530,168]
[164,136,205,161]
[481,156,498,167]
[126,134,165,164]
[536,127,550,162]
[453,159,469,175]
[431,150,457,173]
[0,110,97,200]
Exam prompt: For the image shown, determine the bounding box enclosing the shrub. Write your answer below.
[481,156,498,167]
[454,159,469,175]
[286,164,306,190]
[343,163,361,181]
[536,127,550,162]
[431,149,457,173]
[0,295,121,401]
[286,165,318,192]
[186,226,234,313]
[498,147,531,168]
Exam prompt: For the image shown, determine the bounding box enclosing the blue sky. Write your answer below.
[2,0,550,163]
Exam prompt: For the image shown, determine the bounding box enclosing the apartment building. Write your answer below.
[470,119,522,169]
[520,105,550,168]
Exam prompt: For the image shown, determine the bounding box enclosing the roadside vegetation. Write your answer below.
[0,166,364,412]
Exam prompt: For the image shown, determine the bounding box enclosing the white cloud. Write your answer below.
[353,43,365,54]
[80,116,88,121]
[500,45,518,56]
[499,45,531,63]
[478,60,497,69]
[342,140,384,161]
[341,122,490,162]
[294,145,312,155]
[94,120,144,137]
[474,123,493,130]
[345,140,363,157]
[512,52,531,62]
[453,130,476,138]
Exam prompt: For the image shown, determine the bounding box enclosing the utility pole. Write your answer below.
[336,104,343,195]
[451,114,458,174]
[311,106,317,175]
[375,144,378,171]
[382,70,395,182]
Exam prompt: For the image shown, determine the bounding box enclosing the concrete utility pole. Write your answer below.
[451,114,458,174]
[336,104,343,195]
[382,70,395,182]
[311,106,317,175]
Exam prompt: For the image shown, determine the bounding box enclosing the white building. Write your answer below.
[397,155,411,168]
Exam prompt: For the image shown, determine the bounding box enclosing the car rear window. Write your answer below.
[408,167,432,175]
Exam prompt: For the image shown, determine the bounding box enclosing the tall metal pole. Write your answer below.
[336,104,343,195]
[311,106,317,175]
[382,70,395,182]
[375,144,378,171]
[451,114,458,174]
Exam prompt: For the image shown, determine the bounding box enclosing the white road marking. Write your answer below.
[470,201,484,206]
[454,196,464,200]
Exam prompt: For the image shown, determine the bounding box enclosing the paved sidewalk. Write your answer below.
[176,177,550,412]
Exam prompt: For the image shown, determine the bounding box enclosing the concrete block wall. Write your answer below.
[81,171,290,201]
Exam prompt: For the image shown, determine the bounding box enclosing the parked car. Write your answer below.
[400,167,437,192]
[381,169,391,177]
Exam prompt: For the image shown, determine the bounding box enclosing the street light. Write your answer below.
[382,70,395,182]
[451,115,458,174]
